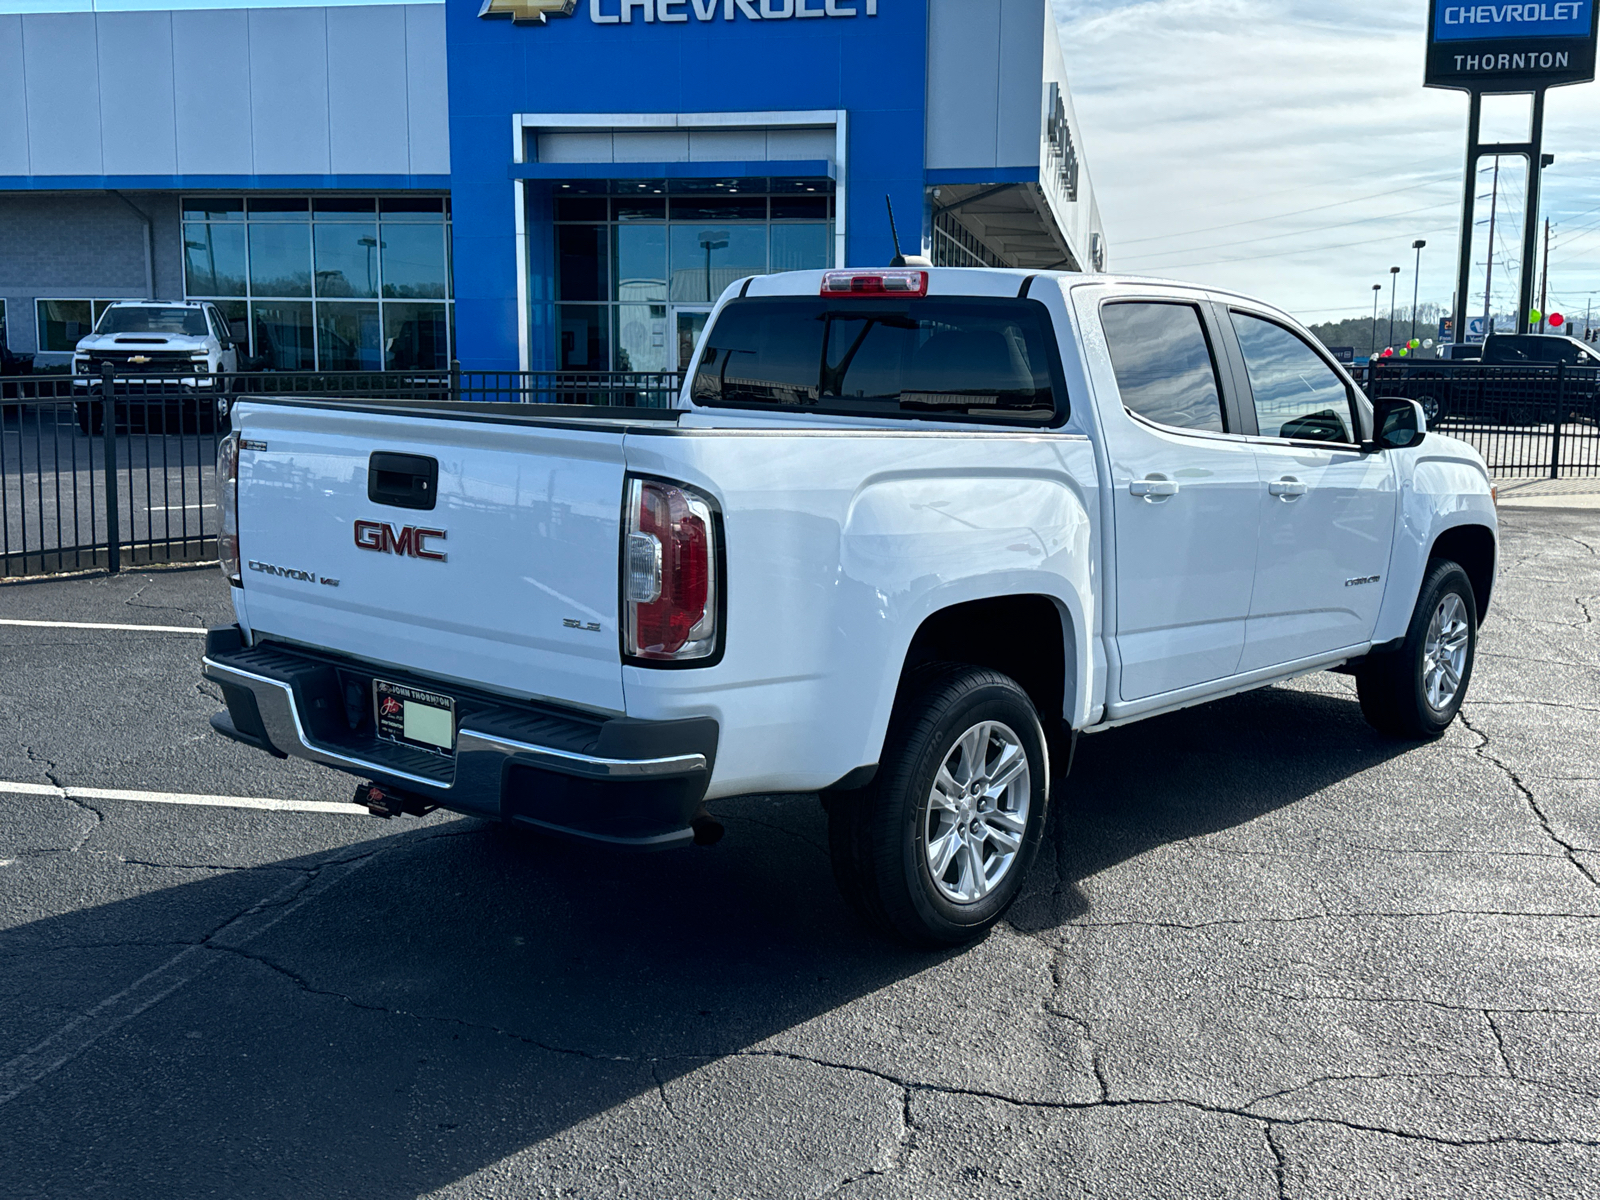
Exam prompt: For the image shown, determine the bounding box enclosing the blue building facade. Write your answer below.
[0,0,1104,373]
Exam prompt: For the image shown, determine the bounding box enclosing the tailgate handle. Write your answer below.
[368,452,439,511]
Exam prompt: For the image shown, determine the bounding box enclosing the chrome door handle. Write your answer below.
[1130,478,1179,499]
[1268,478,1308,499]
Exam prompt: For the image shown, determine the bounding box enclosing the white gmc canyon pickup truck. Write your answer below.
[203,268,1498,946]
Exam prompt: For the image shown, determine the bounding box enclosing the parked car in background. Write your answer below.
[1480,333,1600,368]
[1386,335,1598,426]
[203,268,1498,948]
[73,301,240,433]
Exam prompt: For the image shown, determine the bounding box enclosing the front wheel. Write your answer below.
[1356,559,1477,739]
[827,666,1050,947]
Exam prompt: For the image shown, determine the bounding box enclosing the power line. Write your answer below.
[1116,199,1460,263]
[1125,222,1461,271]
[1113,178,1457,246]
[1109,162,1460,236]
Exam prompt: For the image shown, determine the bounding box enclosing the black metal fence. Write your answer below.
[0,368,683,579]
[1360,361,1600,478]
[4,361,1594,580]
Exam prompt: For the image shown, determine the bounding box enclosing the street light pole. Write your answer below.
[1411,240,1427,344]
[1371,284,1382,357]
[1388,266,1401,350]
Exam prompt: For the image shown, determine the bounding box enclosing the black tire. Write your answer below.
[826,665,1050,948]
[1356,559,1477,739]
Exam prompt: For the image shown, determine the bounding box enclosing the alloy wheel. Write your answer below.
[1422,592,1471,710]
[923,720,1031,904]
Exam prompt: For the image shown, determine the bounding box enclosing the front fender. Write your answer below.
[1371,440,1498,644]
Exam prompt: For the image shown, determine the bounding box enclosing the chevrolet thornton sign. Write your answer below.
[1426,0,1598,89]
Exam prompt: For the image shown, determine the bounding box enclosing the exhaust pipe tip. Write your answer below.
[690,815,724,847]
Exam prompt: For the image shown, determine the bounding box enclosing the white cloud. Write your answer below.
[1053,0,1600,330]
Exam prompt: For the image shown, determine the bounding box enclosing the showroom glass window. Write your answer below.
[542,178,834,373]
[34,299,122,353]
[181,196,453,371]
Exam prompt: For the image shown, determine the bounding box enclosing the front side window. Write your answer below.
[1230,311,1356,443]
[1100,301,1225,433]
[691,296,1063,424]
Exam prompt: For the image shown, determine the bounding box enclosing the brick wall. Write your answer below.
[0,192,181,362]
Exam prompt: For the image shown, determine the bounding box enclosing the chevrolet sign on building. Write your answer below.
[1426,0,1598,90]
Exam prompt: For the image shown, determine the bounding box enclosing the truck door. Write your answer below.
[1223,308,1397,672]
[1095,299,1261,701]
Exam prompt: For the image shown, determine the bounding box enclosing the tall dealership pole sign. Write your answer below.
[1428,1,1599,342]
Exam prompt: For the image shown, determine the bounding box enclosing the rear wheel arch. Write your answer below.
[1429,524,1496,619]
[898,593,1077,736]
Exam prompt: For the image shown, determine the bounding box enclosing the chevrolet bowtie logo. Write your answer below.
[477,0,575,23]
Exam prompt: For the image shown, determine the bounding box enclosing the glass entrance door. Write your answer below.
[674,306,713,372]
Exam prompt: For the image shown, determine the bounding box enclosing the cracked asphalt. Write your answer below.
[1,508,1597,1199]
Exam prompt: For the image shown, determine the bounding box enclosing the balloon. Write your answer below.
[1530,308,1542,323]
[1398,347,1409,356]
[1408,339,1420,348]
[1424,338,1435,348]
[1381,347,1395,358]
[1550,312,1565,327]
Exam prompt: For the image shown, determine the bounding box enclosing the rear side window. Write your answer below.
[1230,311,1356,444]
[1099,301,1225,433]
[690,296,1064,424]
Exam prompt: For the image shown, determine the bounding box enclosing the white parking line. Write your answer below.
[0,780,367,815]
[0,618,206,635]
[0,849,381,1107]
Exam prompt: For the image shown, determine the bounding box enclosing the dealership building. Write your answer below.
[0,0,1105,373]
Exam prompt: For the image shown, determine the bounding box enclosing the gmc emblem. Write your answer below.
[354,519,447,562]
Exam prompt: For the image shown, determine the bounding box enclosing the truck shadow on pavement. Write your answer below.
[2,683,1413,1197]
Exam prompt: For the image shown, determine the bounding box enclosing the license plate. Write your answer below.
[373,679,455,755]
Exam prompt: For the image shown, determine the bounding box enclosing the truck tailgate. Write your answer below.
[233,403,629,713]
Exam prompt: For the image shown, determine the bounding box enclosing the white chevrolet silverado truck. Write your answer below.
[202,268,1497,946]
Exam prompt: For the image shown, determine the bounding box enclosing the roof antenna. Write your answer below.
[885,194,931,268]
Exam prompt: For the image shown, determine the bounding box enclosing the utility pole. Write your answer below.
[1388,266,1401,350]
[1537,218,1550,334]
[1371,284,1382,357]
[1482,155,1501,340]
[1411,239,1427,344]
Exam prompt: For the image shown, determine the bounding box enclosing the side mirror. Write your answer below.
[1369,397,1426,451]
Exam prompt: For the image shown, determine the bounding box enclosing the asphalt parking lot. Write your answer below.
[1,509,1597,1199]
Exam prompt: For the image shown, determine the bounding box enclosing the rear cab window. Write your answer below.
[1099,301,1228,433]
[689,296,1068,425]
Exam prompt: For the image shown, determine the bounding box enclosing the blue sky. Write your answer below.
[1053,0,1600,332]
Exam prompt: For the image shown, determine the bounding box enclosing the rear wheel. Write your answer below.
[826,666,1050,947]
[1356,559,1477,739]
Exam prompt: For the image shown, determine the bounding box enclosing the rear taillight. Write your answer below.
[217,432,241,586]
[821,269,928,297]
[623,477,718,662]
